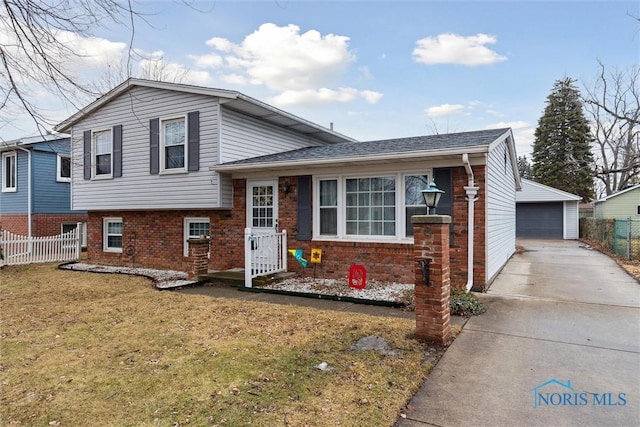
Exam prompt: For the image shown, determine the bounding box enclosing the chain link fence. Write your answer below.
[580,218,640,260]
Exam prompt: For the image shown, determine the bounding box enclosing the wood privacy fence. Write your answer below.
[0,224,82,266]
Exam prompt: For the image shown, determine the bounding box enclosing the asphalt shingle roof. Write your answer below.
[220,128,510,166]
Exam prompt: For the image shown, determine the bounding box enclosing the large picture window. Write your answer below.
[346,177,396,236]
[103,217,123,252]
[2,151,17,192]
[316,172,430,240]
[161,117,186,171]
[94,130,112,176]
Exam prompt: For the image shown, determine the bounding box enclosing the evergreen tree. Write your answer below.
[532,77,595,201]
[517,155,533,179]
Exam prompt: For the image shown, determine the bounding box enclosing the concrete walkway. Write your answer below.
[396,239,640,427]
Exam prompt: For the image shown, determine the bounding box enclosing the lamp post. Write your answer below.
[421,181,445,214]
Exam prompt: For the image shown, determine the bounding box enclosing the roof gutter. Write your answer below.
[211,146,490,173]
[462,153,479,292]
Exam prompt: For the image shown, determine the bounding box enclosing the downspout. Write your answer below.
[16,146,32,238]
[462,154,479,292]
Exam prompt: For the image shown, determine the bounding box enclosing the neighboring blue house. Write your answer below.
[0,135,87,241]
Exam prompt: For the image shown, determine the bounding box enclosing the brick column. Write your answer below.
[187,238,210,280]
[411,215,452,345]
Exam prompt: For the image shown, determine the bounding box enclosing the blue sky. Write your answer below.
[4,1,639,157]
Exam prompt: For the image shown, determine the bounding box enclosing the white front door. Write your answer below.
[247,180,279,234]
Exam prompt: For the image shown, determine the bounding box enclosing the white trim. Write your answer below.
[183,217,210,257]
[1,151,17,192]
[103,217,123,253]
[159,115,188,174]
[62,222,87,248]
[593,184,640,203]
[246,179,279,232]
[518,178,582,202]
[56,154,71,182]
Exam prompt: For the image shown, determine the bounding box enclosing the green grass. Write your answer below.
[0,263,445,426]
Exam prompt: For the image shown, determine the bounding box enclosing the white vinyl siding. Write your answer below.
[564,201,579,239]
[70,86,220,210]
[220,108,324,163]
[486,139,517,282]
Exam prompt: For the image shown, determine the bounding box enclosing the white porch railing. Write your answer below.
[0,224,82,266]
[244,228,287,288]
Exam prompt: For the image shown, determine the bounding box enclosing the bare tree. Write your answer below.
[0,0,139,140]
[583,62,640,196]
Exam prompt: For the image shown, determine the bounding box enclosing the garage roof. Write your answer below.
[517,179,581,202]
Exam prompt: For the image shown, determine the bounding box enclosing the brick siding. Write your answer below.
[32,213,88,237]
[84,168,489,288]
[0,214,28,235]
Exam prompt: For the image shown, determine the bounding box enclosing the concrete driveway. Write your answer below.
[397,239,640,427]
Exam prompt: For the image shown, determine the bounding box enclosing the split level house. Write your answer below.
[0,135,87,243]
[55,79,521,291]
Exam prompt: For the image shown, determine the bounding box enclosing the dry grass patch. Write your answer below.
[0,264,443,426]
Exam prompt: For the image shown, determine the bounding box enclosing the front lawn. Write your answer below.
[0,264,444,426]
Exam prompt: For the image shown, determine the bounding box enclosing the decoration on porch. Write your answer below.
[348,264,367,289]
[288,249,308,267]
[310,248,322,263]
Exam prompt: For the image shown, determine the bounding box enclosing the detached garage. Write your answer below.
[516,179,581,239]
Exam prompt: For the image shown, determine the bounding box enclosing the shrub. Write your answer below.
[450,288,486,317]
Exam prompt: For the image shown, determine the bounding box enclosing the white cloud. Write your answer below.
[413,33,507,66]
[188,53,223,68]
[270,87,382,107]
[195,23,379,106]
[425,103,466,117]
[485,120,535,156]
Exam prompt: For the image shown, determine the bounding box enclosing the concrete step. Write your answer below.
[198,270,297,287]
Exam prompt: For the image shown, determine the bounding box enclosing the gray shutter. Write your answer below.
[83,130,91,180]
[296,175,312,240]
[149,118,159,174]
[433,167,453,243]
[113,125,122,177]
[187,111,199,171]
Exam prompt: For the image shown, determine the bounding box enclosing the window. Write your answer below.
[316,172,431,240]
[103,217,123,252]
[184,218,210,257]
[62,222,87,248]
[637,205,640,216]
[2,151,17,192]
[161,117,186,171]
[94,130,112,177]
[57,154,71,182]
[319,180,338,235]
[346,177,396,236]
[404,175,430,236]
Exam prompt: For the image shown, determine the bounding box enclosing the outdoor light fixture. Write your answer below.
[421,181,445,214]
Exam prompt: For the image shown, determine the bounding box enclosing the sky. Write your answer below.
[2,0,639,158]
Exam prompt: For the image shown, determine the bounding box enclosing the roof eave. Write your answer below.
[210,145,490,173]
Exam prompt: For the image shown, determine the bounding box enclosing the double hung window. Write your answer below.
[161,117,186,171]
[103,217,123,252]
[94,130,112,177]
[57,154,71,182]
[2,152,17,192]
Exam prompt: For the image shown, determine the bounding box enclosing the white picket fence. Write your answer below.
[0,224,82,266]
[244,228,288,287]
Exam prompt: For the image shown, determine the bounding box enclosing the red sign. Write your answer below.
[348,264,367,289]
